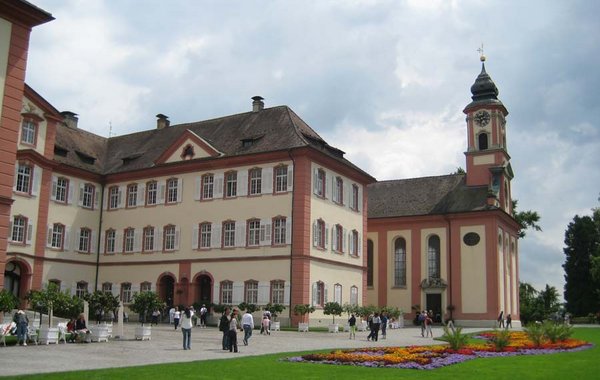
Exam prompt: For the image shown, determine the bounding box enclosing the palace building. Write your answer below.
[1,0,519,327]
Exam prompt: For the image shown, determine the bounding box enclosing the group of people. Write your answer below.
[12,310,92,345]
[163,304,209,329]
[417,310,435,337]
[346,311,391,341]
[497,311,513,329]
[218,308,273,353]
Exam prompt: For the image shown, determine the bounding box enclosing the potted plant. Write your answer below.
[26,283,60,344]
[293,304,315,332]
[0,289,18,323]
[323,302,343,332]
[382,306,404,328]
[129,291,163,340]
[84,291,119,341]
[264,303,285,330]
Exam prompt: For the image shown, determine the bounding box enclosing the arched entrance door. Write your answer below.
[159,275,175,307]
[3,261,21,297]
[196,275,212,306]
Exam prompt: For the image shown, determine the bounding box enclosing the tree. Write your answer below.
[27,283,61,327]
[323,302,343,323]
[538,284,560,317]
[129,291,164,326]
[237,302,259,314]
[0,289,19,322]
[519,282,560,324]
[85,291,120,323]
[293,304,315,323]
[512,200,542,238]
[563,212,600,316]
[263,303,285,321]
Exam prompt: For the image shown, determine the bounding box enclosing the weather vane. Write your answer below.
[477,43,486,62]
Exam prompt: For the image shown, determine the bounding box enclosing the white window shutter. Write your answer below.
[235,221,246,247]
[94,187,99,209]
[118,186,124,208]
[64,226,70,250]
[287,165,293,192]
[156,227,163,252]
[342,228,347,253]
[313,168,319,195]
[133,230,141,252]
[158,181,166,204]
[264,221,272,245]
[262,167,273,194]
[137,183,146,205]
[68,181,74,204]
[331,226,337,251]
[51,175,58,201]
[214,173,224,198]
[285,218,292,245]
[76,229,82,251]
[194,177,201,200]
[112,283,121,298]
[312,282,318,306]
[258,281,270,305]
[192,225,199,249]
[348,232,353,255]
[103,188,108,210]
[78,183,85,206]
[31,165,41,196]
[325,223,329,249]
[343,183,349,206]
[176,179,183,202]
[325,172,331,199]
[211,223,221,248]
[259,220,269,246]
[232,282,244,305]
[357,186,362,212]
[324,284,329,303]
[312,221,317,247]
[91,230,97,253]
[99,231,105,254]
[174,225,180,250]
[46,225,53,247]
[26,221,34,245]
[238,170,248,196]
[115,230,123,253]
[331,176,338,203]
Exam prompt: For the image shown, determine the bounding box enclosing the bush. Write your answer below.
[438,325,469,350]
[323,302,343,323]
[489,328,511,351]
[524,322,546,347]
[0,289,19,315]
[543,322,573,343]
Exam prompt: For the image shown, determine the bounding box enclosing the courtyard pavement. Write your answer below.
[0,323,491,376]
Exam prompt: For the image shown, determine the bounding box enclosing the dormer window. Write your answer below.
[54,146,68,157]
[242,139,253,148]
[75,151,96,165]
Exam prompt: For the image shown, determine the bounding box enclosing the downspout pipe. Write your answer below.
[444,215,453,321]
[287,149,296,325]
[94,184,105,292]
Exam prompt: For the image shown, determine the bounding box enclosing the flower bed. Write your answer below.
[285,331,592,370]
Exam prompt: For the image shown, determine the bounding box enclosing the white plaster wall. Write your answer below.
[460,225,487,313]
[386,229,412,311]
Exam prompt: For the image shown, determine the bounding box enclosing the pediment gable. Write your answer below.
[155,130,222,164]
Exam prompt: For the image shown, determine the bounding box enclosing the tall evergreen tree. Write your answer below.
[563,211,600,316]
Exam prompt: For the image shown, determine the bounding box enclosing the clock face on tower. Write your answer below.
[474,110,491,127]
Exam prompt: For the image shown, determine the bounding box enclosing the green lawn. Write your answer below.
[6,328,600,380]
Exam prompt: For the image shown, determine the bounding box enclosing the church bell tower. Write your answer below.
[463,54,514,214]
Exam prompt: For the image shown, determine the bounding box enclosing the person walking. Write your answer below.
[180,307,193,350]
[419,311,427,337]
[348,313,357,340]
[173,307,181,330]
[497,311,504,328]
[228,309,240,353]
[169,306,175,325]
[425,313,433,338]
[13,310,29,346]
[380,312,388,340]
[241,309,254,346]
[199,304,208,328]
[261,315,270,335]
[151,309,161,326]
[506,314,512,329]
[367,312,381,341]
[219,307,231,350]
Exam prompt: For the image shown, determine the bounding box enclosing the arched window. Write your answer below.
[394,238,406,286]
[427,235,441,279]
[478,133,488,150]
[367,240,374,287]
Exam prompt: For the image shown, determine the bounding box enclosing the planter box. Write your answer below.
[39,327,59,345]
[135,325,152,341]
[357,320,368,331]
[328,323,339,333]
[298,323,309,332]
[343,323,350,332]
[90,325,109,342]
[272,321,280,331]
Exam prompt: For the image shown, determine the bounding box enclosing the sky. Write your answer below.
[25,0,600,298]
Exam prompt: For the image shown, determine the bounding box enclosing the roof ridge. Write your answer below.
[284,106,310,146]
[374,173,465,184]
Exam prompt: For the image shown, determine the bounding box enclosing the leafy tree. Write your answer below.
[293,304,315,323]
[237,302,259,314]
[452,167,466,175]
[85,291,120,323]
[323,302,343,323]
[129,291,164,326]
[27,283,61,327]
[563,211,600,315]
[538,284,560,317]
[263,303,285,321]
[0,289,19,321]
[512,200,542,238]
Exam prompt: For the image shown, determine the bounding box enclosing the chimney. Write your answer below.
[252,96,264,112]
[156,113,170,129]
[60,111,78,129]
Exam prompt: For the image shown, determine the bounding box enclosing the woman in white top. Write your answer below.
[181,307,194,350]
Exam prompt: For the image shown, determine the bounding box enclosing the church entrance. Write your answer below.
[426,293,442,323]
[158,275,175,307]
[196,275,212,307]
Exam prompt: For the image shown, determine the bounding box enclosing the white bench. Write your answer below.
[27,325,39,345]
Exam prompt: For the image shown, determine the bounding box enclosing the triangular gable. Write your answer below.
[155,129,222,164]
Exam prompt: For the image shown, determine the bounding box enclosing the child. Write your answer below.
[261,315,270,335]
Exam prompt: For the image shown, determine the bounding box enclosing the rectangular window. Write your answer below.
[225,172,237,198]
[121,283,132,303]
[124,228,135,253]
[275,166,288,193]
[55,178,68,203]
[350,286,358,306]
[78,228,91,253]
[105,230,116,253]
[334,177,343,204]
[200,223,211,249]
[351,184,359,211]
[247,220,260,247]
[109,186,119,209]
[334,284,342,304]
[127,184,138,207]
[143,227,155,252]
[316,282,324,307]
[202,174,214,200]
[223,222,235,248]
[249,168,262,195]
[166,178,178,203]
[221,282,233,304]
[76,282,88,299]
[273,217,286,245]
[271,281,285,304]
[21,120,36,145]
[82,183,94,209]
[315,169,325,197]
[350,230,359,256]
[164,225,176,251]
[334,225,343,253]
[140,282,152,292]
[315,220,325,249]
[16,164,32,193]
[102,283,112,294]
[146,181,157,205]
[51,224,64,249]
[11,216,26,243]
[245,281,258,304]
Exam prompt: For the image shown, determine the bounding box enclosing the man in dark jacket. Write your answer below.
[219,308,231,350]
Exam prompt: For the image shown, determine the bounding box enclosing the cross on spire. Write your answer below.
[477,43,486,62]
